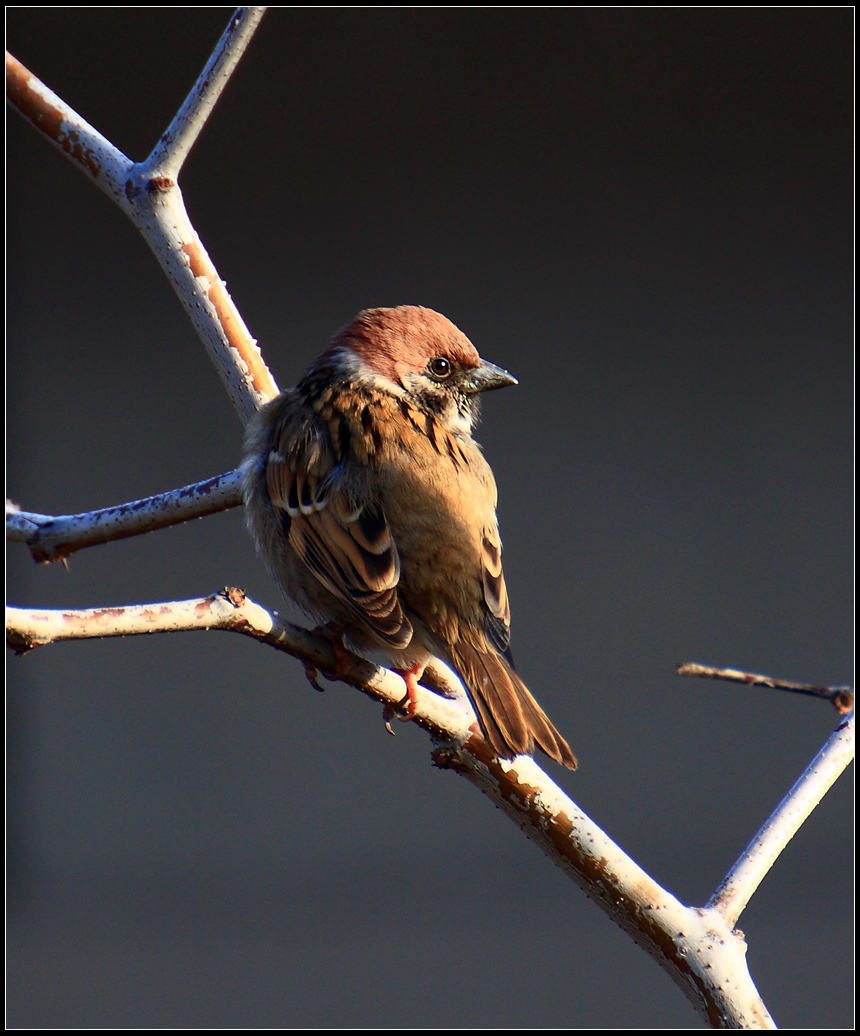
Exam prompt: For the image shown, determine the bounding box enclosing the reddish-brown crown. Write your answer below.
[328,306,481,386]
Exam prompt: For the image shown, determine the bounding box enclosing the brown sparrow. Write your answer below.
[242,306,576,769]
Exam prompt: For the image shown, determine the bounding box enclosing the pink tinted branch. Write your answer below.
[6,469,244,563]
[678,661,853,715]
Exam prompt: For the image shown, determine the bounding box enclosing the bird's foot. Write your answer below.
[382,662,425,734]
[394,662,424,721]
[310,623,353,680]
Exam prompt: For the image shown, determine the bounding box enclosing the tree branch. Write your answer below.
[7,12,851,1028]
[6,7,278,422]
[6,469,244,563]
[5,591,483,748]
[678,661,854,715]
[6,50,133,207]
[145,8,267,180]
[708,710,854,929]
[10,590,823,1029]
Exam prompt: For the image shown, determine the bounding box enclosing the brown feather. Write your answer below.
[451,641,577,769]
[289,512,412,646]
[265,429,411,647]
[243,307,577,769]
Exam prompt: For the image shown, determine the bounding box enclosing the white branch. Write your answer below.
[679,661,854,715]
[5,592,477,741]
[6,7,278,423]
[6,50,134,208]
[146,8,267,180]
[708,710,855,929]
[6,469,244,563]
[7,13,851,1029]
[446,750,777,1030]
[5,591,781,1027]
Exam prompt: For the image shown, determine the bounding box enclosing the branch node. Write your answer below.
[223,586,246,608]
[6,629,39,657]
[431,746,459,769]
[147,175,175,194]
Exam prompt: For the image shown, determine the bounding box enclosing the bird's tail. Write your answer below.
[450,642,577,769]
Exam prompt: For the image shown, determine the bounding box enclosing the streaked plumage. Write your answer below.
[242,305,576,768]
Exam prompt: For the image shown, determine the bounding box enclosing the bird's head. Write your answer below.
[324,305,517,435]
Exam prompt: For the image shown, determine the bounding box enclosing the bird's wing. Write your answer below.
[266,425,412,649]
[481,526,512,656]
[471,521,576,768]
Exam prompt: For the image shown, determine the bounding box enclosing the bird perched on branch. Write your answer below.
[242,305,576,768]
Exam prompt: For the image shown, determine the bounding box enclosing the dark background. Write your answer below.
[7,8,852,1028]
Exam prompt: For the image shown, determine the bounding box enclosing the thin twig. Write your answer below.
[678,662,853,715]
[6,469,244,563]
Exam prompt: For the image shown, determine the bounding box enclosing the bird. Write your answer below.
[242,305,576,769]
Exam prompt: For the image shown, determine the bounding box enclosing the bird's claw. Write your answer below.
[395,690,418,721]
[304,665,326,693]
[392,663,423,725]
[382,666,422,735]
[382,703,397,736]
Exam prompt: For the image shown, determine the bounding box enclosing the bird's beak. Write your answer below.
[465,359,518,394]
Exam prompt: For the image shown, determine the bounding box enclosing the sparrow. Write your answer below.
[242,305,576,769]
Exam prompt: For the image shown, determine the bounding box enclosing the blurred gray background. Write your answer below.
[7,8,852,1028]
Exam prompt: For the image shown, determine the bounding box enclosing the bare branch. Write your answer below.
[6,590,778,1027]
[146,8,267,180]
[6,469,244,563]
[5,591,482,746]
[678,661,854,715]
[440,749,776,1030]
[126,180,280,420]
[7,11,278,421]
[7,13,849,1028]
[5,50,133,206]
[708,710,855,929]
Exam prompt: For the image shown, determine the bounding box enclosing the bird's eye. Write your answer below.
[428,357,453,379]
